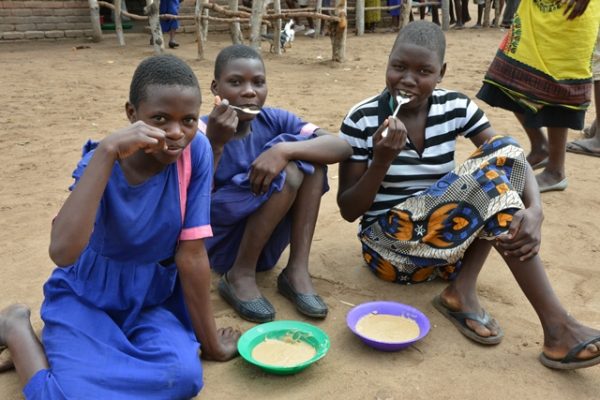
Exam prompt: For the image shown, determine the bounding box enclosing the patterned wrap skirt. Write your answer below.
[359,136,527,284]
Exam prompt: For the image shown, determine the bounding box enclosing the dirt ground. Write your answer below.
[1,21,599,400]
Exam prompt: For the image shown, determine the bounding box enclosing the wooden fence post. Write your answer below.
[195,0,205,59]
[145,0,163,53]
[355,0,364,36]
[88,0,103,42]
[273,0,283,54]
[330,0,347,62]
[114,0,125,45]
[399,0,411,30]
[229,0,243,44]
[441,0,450,30]
[250,0,265,50]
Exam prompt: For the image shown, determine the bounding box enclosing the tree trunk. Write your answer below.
[88,0,103,42]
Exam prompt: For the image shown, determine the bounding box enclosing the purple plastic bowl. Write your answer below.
[346,301,430,351]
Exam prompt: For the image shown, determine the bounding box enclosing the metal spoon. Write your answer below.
[382,95,410,138]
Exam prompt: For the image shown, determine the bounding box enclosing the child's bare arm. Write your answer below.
[337,117,407,222]
[49,122,168,267]
[205,97,239,171]
[175,239,240,361]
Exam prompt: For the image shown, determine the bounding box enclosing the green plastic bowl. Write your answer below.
[237,320,330,375]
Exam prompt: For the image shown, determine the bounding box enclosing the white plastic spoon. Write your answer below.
[230,105,261,115]
[381,95,410,138]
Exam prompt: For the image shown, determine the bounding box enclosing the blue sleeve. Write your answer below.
[69,140,99,191]
[271,108,319,137]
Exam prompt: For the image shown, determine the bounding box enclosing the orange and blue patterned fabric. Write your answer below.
[360,136,527,284]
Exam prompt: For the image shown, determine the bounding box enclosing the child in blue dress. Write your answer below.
[203,44,352,323]
[0,54,239,399]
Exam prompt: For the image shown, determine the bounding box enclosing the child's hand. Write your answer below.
[202,327,241,361]
[372,117,407,167]
[495,207,543,261]
[562,0,590,20]
[206,96,239,147]
[101,121,168,160]
[249,145,289,195]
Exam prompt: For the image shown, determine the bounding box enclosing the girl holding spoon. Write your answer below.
[203,45,352,323]
[337,21,600,369]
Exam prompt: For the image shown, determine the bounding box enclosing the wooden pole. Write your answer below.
[330,0,347,62]
[114,0,125,45]
[399,0,411,30]
[88,0,103,42]
[228,0,243,44]
[314,0,323,38]
[493,0,500,27]
[273,0,282,54]
[195,0,205,59]
[145,0,163,53]
[483,0,491,27]
[250,0,265,50]
[355,0,364,36]
[441,0,449,30]
[201,5,209,40]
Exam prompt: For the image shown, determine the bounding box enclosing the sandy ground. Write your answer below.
[1,22,599,400]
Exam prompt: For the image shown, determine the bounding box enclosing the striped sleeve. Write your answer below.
[338,95,380,162]
[461,97,491,138]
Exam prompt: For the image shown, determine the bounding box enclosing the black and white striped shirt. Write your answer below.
[339,88,491,223]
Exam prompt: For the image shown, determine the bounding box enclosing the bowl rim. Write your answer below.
[346,301,431,345]
[237,320,330,372]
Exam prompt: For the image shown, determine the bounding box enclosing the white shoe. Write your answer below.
[304,28,315,36]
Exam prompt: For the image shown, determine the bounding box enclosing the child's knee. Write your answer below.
[284,162,304,191]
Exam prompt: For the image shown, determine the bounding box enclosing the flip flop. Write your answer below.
[530,157,548,170]
[538,178,568,193]
[539,335,600,370]
[432,295,503,345]
[566,141,600,158]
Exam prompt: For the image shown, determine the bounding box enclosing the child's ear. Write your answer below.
[210,80,218,96]
[125,102,137,123]
[438,62,447,83]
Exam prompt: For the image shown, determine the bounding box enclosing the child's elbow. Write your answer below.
[48,243,77,267]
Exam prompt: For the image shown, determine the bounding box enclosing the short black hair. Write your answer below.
[129,54,200,108]
[214,44,264,79]
[392,21,446,65]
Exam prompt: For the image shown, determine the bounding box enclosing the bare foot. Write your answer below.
[0,304,32,372]
[542,318,600,363]
[535,170,566,191]
[440,288,501,339]
[526,150,549,169]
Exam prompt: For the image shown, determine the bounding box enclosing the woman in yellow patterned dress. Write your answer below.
[477,0,600,192]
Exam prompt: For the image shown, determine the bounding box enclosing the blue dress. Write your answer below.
[160,0,180,33]
[200,108,326,274]
[24,134,214,400]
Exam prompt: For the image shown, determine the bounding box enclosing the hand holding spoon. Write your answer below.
[382,95,410,138]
